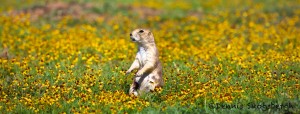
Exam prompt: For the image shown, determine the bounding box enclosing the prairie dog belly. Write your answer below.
[137,47,147,67]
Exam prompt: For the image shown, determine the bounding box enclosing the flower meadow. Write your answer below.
[0,0,299,113]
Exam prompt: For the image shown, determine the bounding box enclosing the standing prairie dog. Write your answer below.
[126,28,163,96]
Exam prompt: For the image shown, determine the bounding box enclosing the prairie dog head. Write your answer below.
[130,29,154,44]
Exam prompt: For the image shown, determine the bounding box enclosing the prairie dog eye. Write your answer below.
[139,30,144,33]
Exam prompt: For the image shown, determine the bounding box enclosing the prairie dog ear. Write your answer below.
[148,31,152,36]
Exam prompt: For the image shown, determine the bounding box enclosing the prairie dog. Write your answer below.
[126,28,163,96]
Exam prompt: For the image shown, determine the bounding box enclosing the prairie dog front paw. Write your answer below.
[136,71,143,77]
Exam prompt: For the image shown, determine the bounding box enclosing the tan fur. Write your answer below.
[0,48,9,59]
[126,29,163,96]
